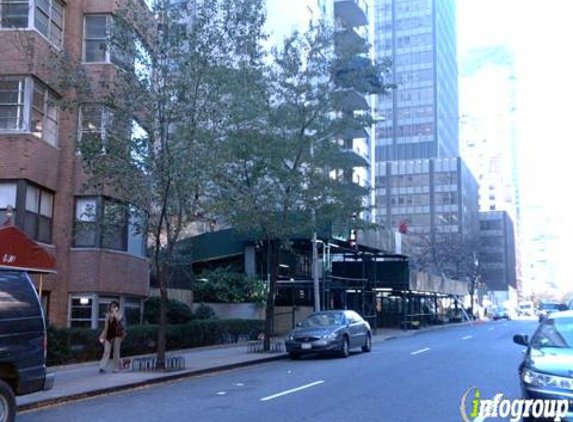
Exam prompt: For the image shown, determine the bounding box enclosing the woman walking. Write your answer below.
[98,301,126,373]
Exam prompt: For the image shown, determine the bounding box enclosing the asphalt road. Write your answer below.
[19,319,540,422]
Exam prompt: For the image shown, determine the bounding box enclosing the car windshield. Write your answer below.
[301,313,345,328]
[531,317,573,349]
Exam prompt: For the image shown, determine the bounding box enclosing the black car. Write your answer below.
[0,271,54,422]
[285,310,372,359]
[513,310,573,422]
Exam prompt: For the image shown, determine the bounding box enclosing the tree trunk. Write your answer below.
[156,264,170,370]
[469,279,476,318]
[263,239,279,351]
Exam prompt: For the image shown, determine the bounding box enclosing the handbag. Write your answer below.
[116,319,126,339]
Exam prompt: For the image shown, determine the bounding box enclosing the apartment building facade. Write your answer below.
[0,0,149,328]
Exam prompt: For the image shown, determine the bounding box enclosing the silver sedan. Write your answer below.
[285,310,372,359]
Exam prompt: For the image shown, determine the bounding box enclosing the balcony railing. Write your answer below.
[334,88,369,112]
[341,148,370,168]
[334,25,369,53]
[334,0,368,28]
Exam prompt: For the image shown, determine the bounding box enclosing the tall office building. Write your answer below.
[371,0,478,241]
[479,211,518,305]
[373,0,458,162]
[376,157,479,237]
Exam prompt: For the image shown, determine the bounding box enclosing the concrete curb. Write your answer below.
[19,353,288,412]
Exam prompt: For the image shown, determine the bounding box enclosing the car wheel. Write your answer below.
[0,380,15,422]
[362,333,372,353]
[289,352,301,360]
[339,336,350,358]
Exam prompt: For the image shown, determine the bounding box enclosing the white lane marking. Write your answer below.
[462,335,473,340]
[411,347,431,355]
[260,380,325,402]
[488,328,495,331]
[217,391,227,396]
[234,383,244,387]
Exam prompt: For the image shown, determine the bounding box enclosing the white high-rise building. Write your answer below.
[459,46,523,298]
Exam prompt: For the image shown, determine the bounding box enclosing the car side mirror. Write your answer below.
[513,334,529,346]
[296,322,302,327]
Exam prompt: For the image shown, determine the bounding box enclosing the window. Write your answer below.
[0,78,26,131]
[74,197,97,247]
[70,296,94,328]
[69,294,142,329]
[0,0,64,46]
[1,180,53,242]
[79,104,111,152]
[83,14,135,68]
[34,0,64,45]
[0,77,59,145]
[74,196,146,256]
[0,182,16,207]
[127,205,145,256]
[0,0,29,28]
[31,82,59,146]
[101,199,127,250]
[24,184,54,243]
[84,15,109,62]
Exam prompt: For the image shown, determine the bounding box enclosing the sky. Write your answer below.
[457,0,573,292]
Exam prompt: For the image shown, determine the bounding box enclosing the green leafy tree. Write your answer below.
[52,0,267,368]
[211,21,389,350]
[194,267,266,304]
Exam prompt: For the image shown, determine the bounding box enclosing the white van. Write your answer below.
[518,301,534,317]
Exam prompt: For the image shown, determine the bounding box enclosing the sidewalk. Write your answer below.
[17,323,473,411]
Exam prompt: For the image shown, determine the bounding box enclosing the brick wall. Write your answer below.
[0,0,152,328]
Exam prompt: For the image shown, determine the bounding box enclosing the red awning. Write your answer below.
[0,224,57,273]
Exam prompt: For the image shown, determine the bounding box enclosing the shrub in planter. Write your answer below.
[47,319,264,366]
[194,267,266,304]
[144,297,194,324]
[194,303,217,320]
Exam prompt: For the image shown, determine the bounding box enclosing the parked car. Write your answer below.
[285,310,372,359]
[513,310,573,422]
[446,307,464,323]
[0,271,54,422]
[537,302,569,322]
[491,305,516,321]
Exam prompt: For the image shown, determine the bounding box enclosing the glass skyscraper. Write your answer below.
[373,0,458,163]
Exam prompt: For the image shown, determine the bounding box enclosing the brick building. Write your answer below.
[0,0,149,328]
